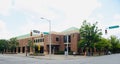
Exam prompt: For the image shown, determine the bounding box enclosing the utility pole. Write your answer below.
[40,17,52,59]
[66,35,69,56]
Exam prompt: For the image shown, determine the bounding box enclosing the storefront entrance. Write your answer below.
[35,46,44,53]
[47,45,59,54]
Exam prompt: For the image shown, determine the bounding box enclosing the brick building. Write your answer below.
[15,27,80,55]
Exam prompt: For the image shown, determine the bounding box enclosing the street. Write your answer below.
[0,54,120,64]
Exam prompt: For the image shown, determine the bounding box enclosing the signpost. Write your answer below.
[33,30,40,34]
[105,25,120,34]
[108,25,119,29]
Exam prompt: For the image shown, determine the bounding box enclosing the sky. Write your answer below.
[0,0,120,39]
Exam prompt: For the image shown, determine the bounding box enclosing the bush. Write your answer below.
[30,53,45,56]
[55,51,74,55]
[69,51,73,55]
[54,51,64,55]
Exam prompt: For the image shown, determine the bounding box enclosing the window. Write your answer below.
[39,39,41,42]
[37,38,44,42]
[34,38,44,43]
[68,35,71,42]
[64,36,67,43]
[34,40,36,43]
[64,35,71,43]
[43,38,44,42]
[36,39,37,43]
[41,39,43,42]
[37,39,39,42]
[56,37,59,41]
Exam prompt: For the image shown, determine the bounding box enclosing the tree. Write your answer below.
[28,39,34,54]
[95,38,111,55]
[0,39,9,54]
[109,36,120,53]
[79,20,102,55]
[9,38,19,53]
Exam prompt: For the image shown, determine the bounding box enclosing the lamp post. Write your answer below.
[40,17,51,58]
[67,35,69,56]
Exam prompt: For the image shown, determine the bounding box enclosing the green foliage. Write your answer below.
[78,20,120,54]
[0,38,19,53]
[9,38,19,52]
[28,40,34,48]
[32,52,45,56]
[109,36,120,53]
[0,39,9,53]
[78,40,85,49]
[54,51,64,55]
[95,38,111,50]
[79,20,102,48]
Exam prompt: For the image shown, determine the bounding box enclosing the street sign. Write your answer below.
[109,25,119,29]
[33,30,40,33]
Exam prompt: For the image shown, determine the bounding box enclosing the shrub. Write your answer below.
[54,51,64,55]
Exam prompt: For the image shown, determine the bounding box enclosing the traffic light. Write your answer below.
[105,29,107,34]
[30,31,32,36]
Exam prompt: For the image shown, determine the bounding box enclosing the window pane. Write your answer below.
[43,38,44,42]
[69,35,71,42]
[64,36,67,43]
[56,37,59,41]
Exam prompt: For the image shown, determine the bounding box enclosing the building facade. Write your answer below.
[15,27,80,55]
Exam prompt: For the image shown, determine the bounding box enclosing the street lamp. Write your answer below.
[40,17,51,58]
[66,35,69,56]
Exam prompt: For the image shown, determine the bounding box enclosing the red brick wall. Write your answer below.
[59,35,65,51]
[17,33,80,54]
[70,33,80,52]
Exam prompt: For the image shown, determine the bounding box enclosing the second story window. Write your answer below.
[34,38,44,43]
[42,38,44,42]
[68,35,71,42]
[64,36,67,43]
[63,35,71,43]
[34,40,36,43]
[56,37,59,41]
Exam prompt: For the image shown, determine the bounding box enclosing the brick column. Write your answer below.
[20,47,23,53]
[30,47,32,54]
[25,46,27,53]
[44,45,48,55]
[16,47,18,53]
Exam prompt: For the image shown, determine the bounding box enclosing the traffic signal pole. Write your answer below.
[105,25,119,34]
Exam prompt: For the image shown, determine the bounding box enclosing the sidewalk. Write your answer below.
[3,53,88,60]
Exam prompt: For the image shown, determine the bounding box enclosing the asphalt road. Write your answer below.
[0,54,120,64]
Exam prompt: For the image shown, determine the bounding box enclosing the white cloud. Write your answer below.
[101,14,120,38]
[10,0,101,32]
[0,0,12,16]
[114,14,120,20]
[13,0,101,23]
[112,14,120,26]
[0,20,6,30]
[0,0,102,38]
[19,19,50,34]
[0,20,11,39]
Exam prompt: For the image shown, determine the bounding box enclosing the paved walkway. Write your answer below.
[3,53,88,60]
